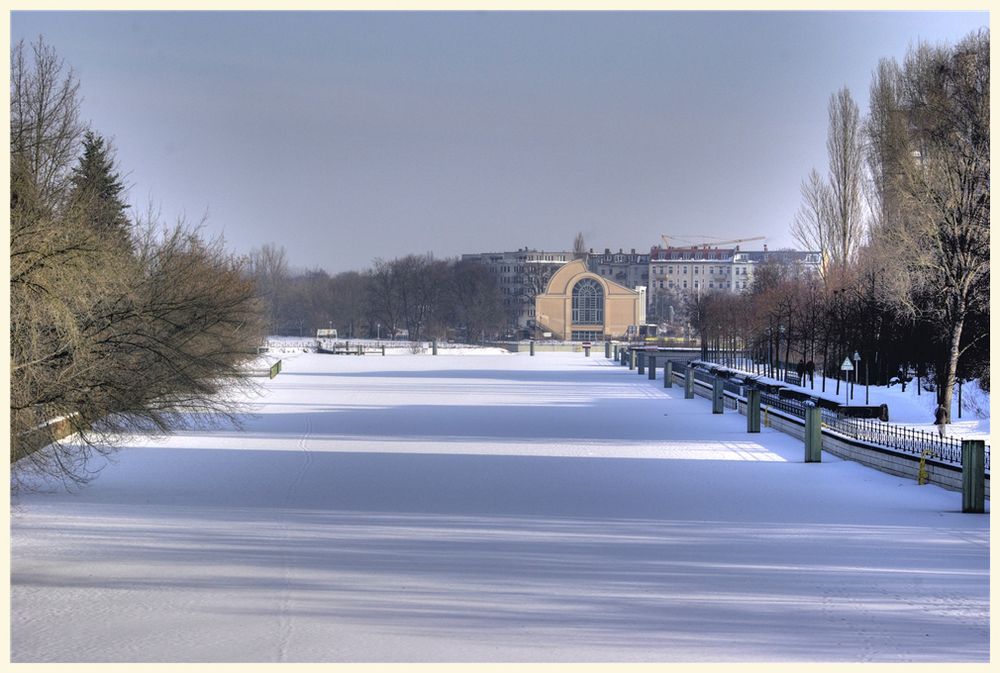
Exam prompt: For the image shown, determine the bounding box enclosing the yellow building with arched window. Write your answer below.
[534,260,645,341]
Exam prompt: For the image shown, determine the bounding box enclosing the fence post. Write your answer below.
[629,349,636,370]
[712,377,724,413]
[664,360,673,388]
[804,401,822,462]
[746,387,761,433]
[530,340,535,356]
[962,440,986,513]
[648,355,657,380]
[684,366,694,399]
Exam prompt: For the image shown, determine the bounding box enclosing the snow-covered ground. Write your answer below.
[10,352,989,662]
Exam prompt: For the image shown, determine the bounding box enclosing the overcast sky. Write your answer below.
[11,10,989,273]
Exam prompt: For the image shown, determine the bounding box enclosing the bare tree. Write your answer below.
[10,39,267,491]
[450,259,505,343]
[10,37,84,208]
[246,243,289,333]
[872,32,990,421]
[825,87,867,277]
[790,168,832,279]
[572,232,587,260]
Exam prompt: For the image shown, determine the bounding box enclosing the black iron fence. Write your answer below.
[820,414,989,471]
[682,360,990,472]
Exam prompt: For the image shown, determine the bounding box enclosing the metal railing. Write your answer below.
[684,361,990,471]
[821,414,989,471]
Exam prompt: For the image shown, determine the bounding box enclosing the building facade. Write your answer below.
[535,260,645,341]
[460,249,574,335]
[647,245,822,322]
[586,248,650,292]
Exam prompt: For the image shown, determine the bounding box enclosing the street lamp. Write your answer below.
[852,351,861,400]
[377,322,381,341]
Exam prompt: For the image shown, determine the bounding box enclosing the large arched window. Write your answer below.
[572,278,604,324]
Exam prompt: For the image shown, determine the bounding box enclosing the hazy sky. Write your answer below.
[11,10,989,273]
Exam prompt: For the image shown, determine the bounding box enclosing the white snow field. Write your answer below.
[10,352,989,663]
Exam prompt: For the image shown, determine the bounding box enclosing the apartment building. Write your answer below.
[647,245,822,322]
[460,249,574,334]
[586,248,650,291]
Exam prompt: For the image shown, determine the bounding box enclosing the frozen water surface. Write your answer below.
[10,352,989,662]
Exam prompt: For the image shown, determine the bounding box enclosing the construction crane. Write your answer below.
[660,235,766,249]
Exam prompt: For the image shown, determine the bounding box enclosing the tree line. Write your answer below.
[10,39,266,490]
[247,247,508,344]
[688,30,989,422]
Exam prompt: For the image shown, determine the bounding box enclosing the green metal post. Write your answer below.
[712,377,724,413]
[804,402,822,462]
[962,440,986,513]
[747,387,761,433]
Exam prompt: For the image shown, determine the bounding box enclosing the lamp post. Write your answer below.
[851,351,860,400]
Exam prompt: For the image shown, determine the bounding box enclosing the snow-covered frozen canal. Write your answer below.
[11,352,989,662]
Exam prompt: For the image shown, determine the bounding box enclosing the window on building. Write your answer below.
[571,278,604,324]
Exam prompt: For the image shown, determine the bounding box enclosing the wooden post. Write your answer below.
[664,360,673,388]
[629,349,636,370]
[637,351,646,375]
[605,341,612,358]
[684,367,694,399]
[530,341,535,356]
[381,345,386,356]
[648,355,657,380]
[962,440,986,513]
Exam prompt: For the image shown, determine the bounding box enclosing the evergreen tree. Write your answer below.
[68,130,130,245]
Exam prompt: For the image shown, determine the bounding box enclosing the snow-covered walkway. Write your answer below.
[10,352,989,662]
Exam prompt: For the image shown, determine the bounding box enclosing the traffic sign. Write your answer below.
[841,357,854,371]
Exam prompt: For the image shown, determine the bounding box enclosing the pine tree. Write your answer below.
[68,131,130,245]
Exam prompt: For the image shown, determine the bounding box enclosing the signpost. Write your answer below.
[840,357,854,406]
